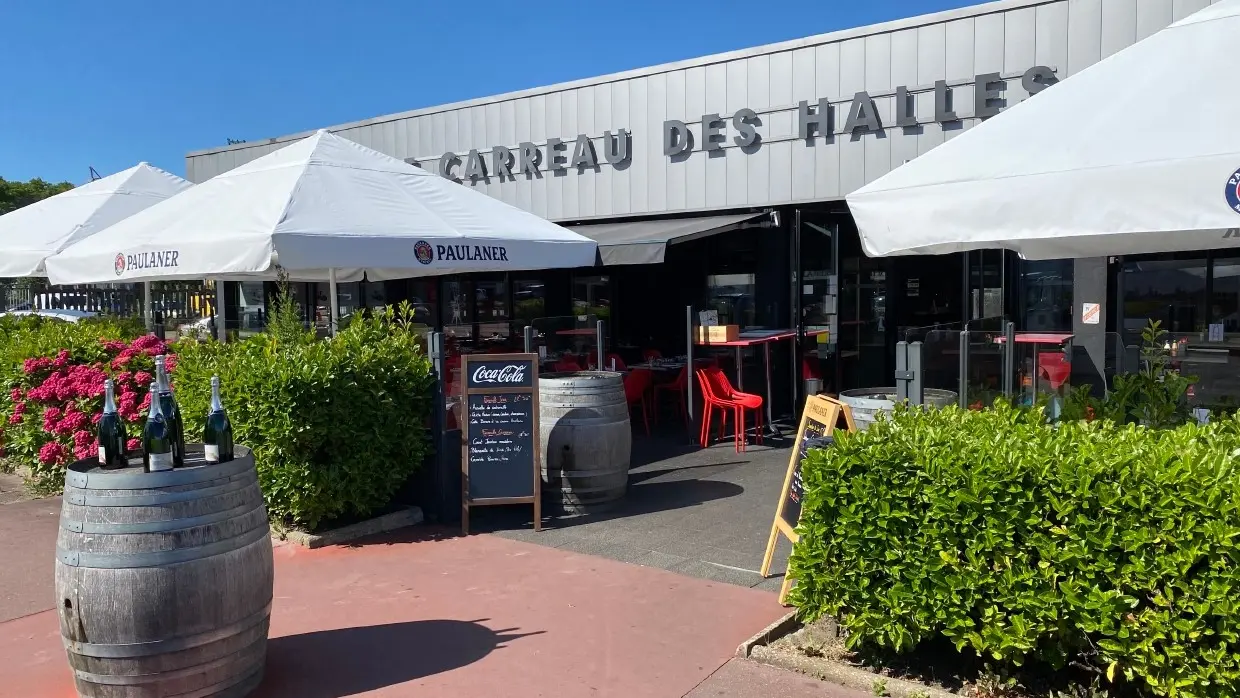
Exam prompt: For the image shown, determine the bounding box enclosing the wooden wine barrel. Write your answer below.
[539,371,632,514]
[55,445,273,698]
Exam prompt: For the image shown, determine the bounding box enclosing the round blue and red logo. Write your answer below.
[113,253,126,276]
[1227,167,1240,215]
[414,240,434,265]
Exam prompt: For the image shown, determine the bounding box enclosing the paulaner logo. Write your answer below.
[414,240,434,265]
[116,250,180,275]
[472,364,527,384]
[1227,166,1240,215]
[437,244,509,263]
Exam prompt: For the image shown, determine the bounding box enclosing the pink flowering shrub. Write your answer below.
[0,315,171,493]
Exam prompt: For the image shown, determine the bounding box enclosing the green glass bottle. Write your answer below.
[202,376,234,464]
[142,381,174,473]
[154,355,185,468]
[97,379,128,469]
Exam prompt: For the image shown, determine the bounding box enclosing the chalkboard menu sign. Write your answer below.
[781,434,833,530]
[761,395,855,605]
[460,354,541,534]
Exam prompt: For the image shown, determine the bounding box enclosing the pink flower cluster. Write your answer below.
[4,334,176,467]
[110,335,169,370]
[26,364,109,403]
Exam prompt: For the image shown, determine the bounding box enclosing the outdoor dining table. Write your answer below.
[694,328,827,436]
[991,332,1074,396]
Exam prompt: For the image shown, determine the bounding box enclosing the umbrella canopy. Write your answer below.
[45,130,598,285]
[846,0,1240,260]
[0,163,190,277]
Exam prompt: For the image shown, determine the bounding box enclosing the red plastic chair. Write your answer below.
[653,364,690,427]
[624,368,653,435]
[554,358,581,372]
[703,366,763,451]
[1037,352,1071,390]
[801,355,822,381]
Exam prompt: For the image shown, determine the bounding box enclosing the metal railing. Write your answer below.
[0,279,216,322]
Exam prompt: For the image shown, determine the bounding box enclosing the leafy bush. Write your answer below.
[0,315,160,491]
[173,303,433,530]
[1061,320,1196,428]
[789,402,1240,697]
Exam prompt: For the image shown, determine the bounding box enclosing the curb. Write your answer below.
[737,613,956,698]
[275,506,424,549]
[736,610,799,658]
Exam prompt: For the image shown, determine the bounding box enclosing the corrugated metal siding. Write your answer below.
[184,0,1216,221]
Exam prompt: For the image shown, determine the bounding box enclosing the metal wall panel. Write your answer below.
[185,0,1185,222]
[767,50,794,203]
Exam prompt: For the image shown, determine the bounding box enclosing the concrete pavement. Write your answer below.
[477,435,798,593]
[4,527,796,697]
[0,496,61,623]
[688,659,871,697]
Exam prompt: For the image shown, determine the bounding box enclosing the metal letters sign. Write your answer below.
[421,65,1055,183]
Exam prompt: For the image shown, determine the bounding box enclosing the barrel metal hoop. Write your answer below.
[61,500,266,536]
[56,522,270,569]
[72,635,267,686]
[65,601,272,659]
[63,451,253,491]
[64,472,255,508]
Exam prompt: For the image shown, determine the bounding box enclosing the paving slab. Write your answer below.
[0,496,61,623]
[687,658,872,697]
[479,435,798,592]
[1,527,786,697]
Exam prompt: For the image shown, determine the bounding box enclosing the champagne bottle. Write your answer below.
[142,381,174,473]
[202,376,234,464]
[97,379,128,470]
[154,356,185,468]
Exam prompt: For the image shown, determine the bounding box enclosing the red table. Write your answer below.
[694,328,828,435]
[992,332,1074,394]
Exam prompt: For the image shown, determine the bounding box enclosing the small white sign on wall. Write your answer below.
[1209,323,1224,342]
[1082,303,1101,325]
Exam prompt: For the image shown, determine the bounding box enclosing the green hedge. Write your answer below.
[789,402,1240,696]
[171,305,434,531]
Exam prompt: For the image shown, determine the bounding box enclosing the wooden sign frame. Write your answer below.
[760,394,856,604]
[460,353,542,535]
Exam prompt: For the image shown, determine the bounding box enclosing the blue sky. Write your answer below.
[0,0,971,185]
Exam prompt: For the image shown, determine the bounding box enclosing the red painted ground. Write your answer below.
[0,497,61,623]
[2,528,787,697]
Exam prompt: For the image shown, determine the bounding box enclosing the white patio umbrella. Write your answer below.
[846,0,1240,260]
[0,162,190,277]
[45,130,599,334]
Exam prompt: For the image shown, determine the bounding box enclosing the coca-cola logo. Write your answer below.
[472,364,528,384]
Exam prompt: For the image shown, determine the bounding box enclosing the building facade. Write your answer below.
[187,0,1204,216]
[186,0,1225,407]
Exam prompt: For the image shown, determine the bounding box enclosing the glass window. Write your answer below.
[572,275,610,321]
[363,280,386,311]
[707,273,756,328]
[408,279,438,329]
[237,282,266,335]
[1021,260,1073,331]
[474,277,510,349]
[1122,258,1206,341]
[513,278,546,325]
[337,282,360,324]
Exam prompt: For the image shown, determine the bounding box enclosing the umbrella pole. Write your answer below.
[328,268,339,336]
[143,282,153,332]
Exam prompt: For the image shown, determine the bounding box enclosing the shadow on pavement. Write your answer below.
[256,619,543,697]
[467,475,745,533]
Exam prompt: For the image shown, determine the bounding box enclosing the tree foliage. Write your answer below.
[0,176,74,216]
